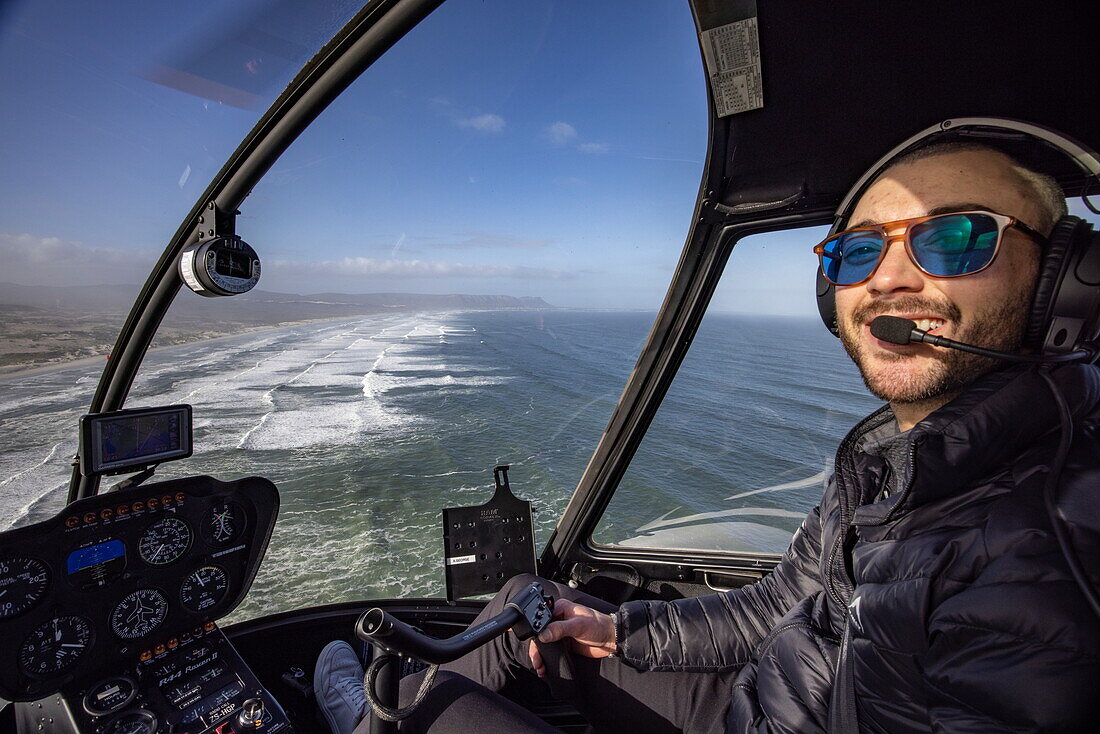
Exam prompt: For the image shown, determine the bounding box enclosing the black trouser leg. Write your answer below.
[352,574,739,734]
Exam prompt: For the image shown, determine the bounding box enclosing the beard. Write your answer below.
[837,290,1031,405]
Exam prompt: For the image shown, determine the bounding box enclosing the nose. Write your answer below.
[865,234,925,295]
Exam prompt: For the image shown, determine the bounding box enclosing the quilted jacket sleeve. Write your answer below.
[613,505,824,673]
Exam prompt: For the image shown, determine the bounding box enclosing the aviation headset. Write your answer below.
[816,118,1100,360]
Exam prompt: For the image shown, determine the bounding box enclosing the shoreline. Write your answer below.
[0,306,573,383]
[0,316,362,382]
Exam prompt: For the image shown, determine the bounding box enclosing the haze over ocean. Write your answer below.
[0,310,876,620]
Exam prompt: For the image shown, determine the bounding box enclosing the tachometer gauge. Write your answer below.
[104,710,157,734]
[180,565,229,612]
[203,502,243,545]
[18,616,93,676]
[139,517,192,565]
[110,589,168,639]
[0,557,49,619]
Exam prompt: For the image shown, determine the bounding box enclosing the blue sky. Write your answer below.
[0,0,824,314]
[4,1,1090,316]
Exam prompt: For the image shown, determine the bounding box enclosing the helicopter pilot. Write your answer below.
[316,131,1100,733]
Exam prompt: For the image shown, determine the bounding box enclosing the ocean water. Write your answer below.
[0,310,878,621]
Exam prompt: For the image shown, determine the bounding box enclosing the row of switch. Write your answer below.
[65,493,189,527]
[138,620,217,663]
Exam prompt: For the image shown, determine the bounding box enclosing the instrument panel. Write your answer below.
[0,475,278,703]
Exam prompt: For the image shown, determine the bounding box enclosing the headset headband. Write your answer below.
[831,117,1100,235]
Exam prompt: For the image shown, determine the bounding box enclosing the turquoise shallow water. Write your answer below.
[0,310,877,621]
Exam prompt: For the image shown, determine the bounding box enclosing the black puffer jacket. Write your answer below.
[614,364,1100,733]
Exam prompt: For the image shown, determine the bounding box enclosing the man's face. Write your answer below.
[835,150,1044,405]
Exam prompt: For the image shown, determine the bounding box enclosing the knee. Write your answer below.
[500,573,543,597]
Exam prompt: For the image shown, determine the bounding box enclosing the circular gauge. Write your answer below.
[105,710,157,734]
[139,518,192,566]
[0,557,49,619]
[180,565,229,612]
[18,616,94,676]
[203,502,244,545]
[110,589,168,639]
[83,676,137,716]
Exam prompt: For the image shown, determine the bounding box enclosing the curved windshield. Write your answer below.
[594,229,879,553]
[593,199,1100,555]
[0,0,709,620]
[0,0,364,525]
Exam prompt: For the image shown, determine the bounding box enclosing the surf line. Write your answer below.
[186,352,276,401]
[361,324,421,397]
[237,347,342,449]
[229,322,385,394]
[0,441,64,488]
[236,324,394,447]
[5,481,68,531]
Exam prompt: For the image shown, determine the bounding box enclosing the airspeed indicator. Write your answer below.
[139,518,192,565]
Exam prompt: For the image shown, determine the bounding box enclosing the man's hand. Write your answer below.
[527,599,616,678]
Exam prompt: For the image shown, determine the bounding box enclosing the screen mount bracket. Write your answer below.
[108,465,159,492]
[194,201,238,242]
[441,465,537,601]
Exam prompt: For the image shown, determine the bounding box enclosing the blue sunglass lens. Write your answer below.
[910,213,999,276]
[821,231,885,285]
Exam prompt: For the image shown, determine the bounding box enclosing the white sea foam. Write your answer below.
[0,441,64,488]
[236,402,364,450]
[230,318,430,449]
[2,482,69,531]
[398,469,483,478]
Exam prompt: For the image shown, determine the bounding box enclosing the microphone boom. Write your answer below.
[867,315,1086,363]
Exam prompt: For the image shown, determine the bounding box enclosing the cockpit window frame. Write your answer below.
[68,0,448,503]
[538,212,836,578]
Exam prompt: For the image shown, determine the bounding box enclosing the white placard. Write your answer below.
[446,554,476,566]
[701,18,764,117]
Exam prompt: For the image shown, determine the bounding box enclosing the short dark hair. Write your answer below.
[883,140,1067,234]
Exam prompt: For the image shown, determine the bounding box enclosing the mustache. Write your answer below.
[850,297,961,327]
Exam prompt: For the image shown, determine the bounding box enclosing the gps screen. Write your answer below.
[101,412,179,464]
[81,405,192,475]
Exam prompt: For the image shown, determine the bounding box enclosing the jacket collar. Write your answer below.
[849,363,1100,526]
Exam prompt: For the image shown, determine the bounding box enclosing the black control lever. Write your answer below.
[532,638,576,700]
[355,582,577,722]
[356,582,552,663]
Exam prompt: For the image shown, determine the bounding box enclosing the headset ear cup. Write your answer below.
[816,268,840,337]
[1025,215,1081,349]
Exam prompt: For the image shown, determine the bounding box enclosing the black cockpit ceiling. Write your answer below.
[695,1,1100,220]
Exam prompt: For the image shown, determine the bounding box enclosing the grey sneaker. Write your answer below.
[314,641,368,734]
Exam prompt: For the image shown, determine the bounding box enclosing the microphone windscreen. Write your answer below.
[870,315,916,345]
